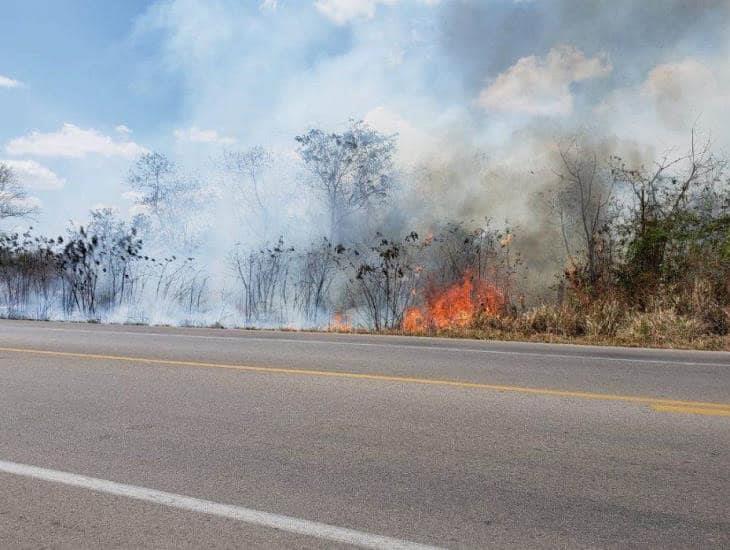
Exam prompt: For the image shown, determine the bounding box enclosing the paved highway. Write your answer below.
[0,319,728,548]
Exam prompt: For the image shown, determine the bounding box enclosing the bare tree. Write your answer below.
[126,152,177,215]
[553,136,615,290]
[294,238,337,322]
[223,146,273,237]
[0,163,37,223]
[296,120,396,243]
[127,152,204,252]
[425,220,520,302]
[230,237,295,324]
[223,146,271,212]
[335,232,422,330]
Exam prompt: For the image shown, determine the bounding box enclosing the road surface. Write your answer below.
[0,319,728,548]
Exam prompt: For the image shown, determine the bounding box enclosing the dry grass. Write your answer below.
[396,300,730,351]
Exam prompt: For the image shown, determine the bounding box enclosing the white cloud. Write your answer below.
[260,0,278,12]
[115,124,133,135]
[0,75,22,88]
[315,0,396,24]
[5,123,148,159]
[314,0,438,25]
[478,45,612,116]
[174,126,236,145]
[0,159,65,190]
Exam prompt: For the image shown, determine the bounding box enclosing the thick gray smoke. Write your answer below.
[3,0,729,326]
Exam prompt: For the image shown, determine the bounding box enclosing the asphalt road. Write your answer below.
[0,319,728,548]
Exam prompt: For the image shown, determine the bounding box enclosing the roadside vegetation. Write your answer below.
[0,122,728,350]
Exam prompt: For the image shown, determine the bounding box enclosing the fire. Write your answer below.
[330,311,351,332]
[403,271,504,332]
[404,307,427,332]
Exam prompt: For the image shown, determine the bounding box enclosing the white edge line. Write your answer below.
[0,460,440,550]
[14,325,730,368]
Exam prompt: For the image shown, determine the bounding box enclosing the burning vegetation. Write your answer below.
[404,272,506,333]
[0,122,728,350]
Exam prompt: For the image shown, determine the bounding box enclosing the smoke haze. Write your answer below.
[1,0,729,324]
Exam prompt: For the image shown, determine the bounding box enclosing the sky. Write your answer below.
[2,0,730,236]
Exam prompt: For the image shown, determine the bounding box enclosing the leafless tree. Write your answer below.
[224,146,271,212]
[222,146,274,239]
[553,136,616,289]
[0,163,37,223]
[293,239,337,322]
[335,232,422,330]
[424,220,520,301]
[230,238,295,324]
[296,120,396,242]
[126,152,176,215]
[127,152,205,252]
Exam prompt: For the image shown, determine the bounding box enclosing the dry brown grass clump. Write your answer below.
[585,299,625,338]
[616,308,706,347]
[403,296,730,351]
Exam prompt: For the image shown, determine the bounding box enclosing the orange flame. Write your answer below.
[403,271,504,332]
[330,312,352,332]
[403,307,427,332]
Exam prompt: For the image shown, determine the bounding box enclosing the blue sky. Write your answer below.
[0,1,177,137]
[2,0,729,236]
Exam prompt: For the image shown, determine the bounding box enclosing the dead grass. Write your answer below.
[394,302,730,351]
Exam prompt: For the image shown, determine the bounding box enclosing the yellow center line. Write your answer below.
[650,404,730,417]
[1,346,729,413]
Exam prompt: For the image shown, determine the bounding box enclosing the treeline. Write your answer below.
[0,122,728,349]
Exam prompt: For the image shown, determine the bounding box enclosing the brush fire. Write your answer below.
[404,271,505,333]
[0,119,728,349]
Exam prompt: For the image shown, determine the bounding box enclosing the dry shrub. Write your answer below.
[689,279,729,335]
[522,305,585,337]
[471,311,508,332]
[585,299,625,338]
[618,308,706,346]
[704,306,730,336]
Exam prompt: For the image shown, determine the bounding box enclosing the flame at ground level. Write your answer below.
[404,272,505,332]
[329,312,352,331]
